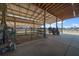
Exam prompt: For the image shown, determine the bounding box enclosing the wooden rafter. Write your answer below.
[52,4,72,19]
[51,4,70,14]
[30,4,38,21]
[0,14,42,25]
[45,4,55,11]
[13,4,42,16]
[43,3,52,10]
[48,4,61,12]
[49,4,65,13]
[40,3,46,9]
[7,8,31,18]
[25,3,31,20]
[7,7,43,22]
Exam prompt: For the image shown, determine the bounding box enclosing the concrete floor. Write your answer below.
[4,34,79,56]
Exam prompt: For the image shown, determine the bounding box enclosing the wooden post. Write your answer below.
[32,20,35,39]
[0,4,7,44]
[13,15,16,42]
[25,24,27,35]
[33,20,35,30]
[50,24,51,27]
[56,18,58,29]
[43,10,46,38]
[61,20,63,34]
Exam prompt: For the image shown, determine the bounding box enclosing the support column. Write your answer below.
[50,24,51,27]
[43,10,46,38]
[0,4,7,44]
[33,20,35,30]
[25,24,27,35]
[61,20,63,34]
[14,16,16,41]
[12,8,16,41]
[32,20,35,39]
[56,18,58,29]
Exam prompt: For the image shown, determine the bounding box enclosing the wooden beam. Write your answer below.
[7,8,38,21]
[8,8,43,23]
[43,3,51,10]
[48,4,61,12]
[25,3,31,17]
[36,12,44,20]
[33,4,45,20]
[52,4,70,15]
[12,3,46,23]
[37,13,52,21]
[49,4,65,13]
[46,3,55,11]
[13,4,41,16]
[34,10,43,20]
[30,4,38,21]
[0,12,42,25]
[40,3,46,9]
[0,17,42,25]
[47,4,70,19]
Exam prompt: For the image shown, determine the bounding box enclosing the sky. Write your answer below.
[41,17,79,28]
[61,17,79,28]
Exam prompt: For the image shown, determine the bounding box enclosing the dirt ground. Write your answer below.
[3,33,79,56]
